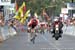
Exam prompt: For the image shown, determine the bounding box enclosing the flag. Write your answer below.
[14,0,18,13]
[24,9,30,19]
[13,8,23,20]
[20,9,30,24]
[21,2,26,14]
[13,2,27,24]
[42,9,49,21]
[20,18,25,24]
[14,2,26,16]
[18,8,24,18]
[34,12,38,18]
[21,2,26,8]
[13,12,21,20]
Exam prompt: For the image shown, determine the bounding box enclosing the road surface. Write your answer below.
[0,25,75,50]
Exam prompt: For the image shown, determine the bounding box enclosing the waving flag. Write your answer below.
[13,1,28,24]
[13,8,23,20]
[13,12,21,20]
[14,0,18,13]
[15,0,18,12]
[19,8,24,18]
[24,9,30,19]
[20,18,25,24]
[21,2,26,15]
[34,12,38,18]
[20,9,30,24]
[13,4,24,20]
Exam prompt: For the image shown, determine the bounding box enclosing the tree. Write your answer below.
[12,0,75,16]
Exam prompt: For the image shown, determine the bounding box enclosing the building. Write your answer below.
[67,3,75,17]
[60,2,75,18]
[0,0,15,21]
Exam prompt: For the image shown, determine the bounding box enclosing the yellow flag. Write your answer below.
[20,9,30,24]
[21,2,26,9]
[13,2,26,22]
[34,12,38,18]
[13,6,22,19]
[13,15,20,20]
[19,8,24,18]
[24,9,30,19]
[20,18,25,24]
[13,12,21,20]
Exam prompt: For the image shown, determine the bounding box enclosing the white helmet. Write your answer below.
[54,18,58,21]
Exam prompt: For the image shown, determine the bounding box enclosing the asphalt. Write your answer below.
[0,25,75,50]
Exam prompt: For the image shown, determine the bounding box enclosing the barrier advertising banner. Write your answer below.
[61,8,68,14]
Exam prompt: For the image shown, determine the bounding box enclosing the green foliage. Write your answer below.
[13,0,75,16]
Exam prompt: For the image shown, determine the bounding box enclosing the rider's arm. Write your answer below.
[36,19,39,25]
[27,19,33,26]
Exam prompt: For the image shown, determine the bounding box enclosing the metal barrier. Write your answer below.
[0,25,17,42]
[63,24,75,36]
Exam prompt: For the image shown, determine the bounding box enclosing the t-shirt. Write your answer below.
[31,19,38,26]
